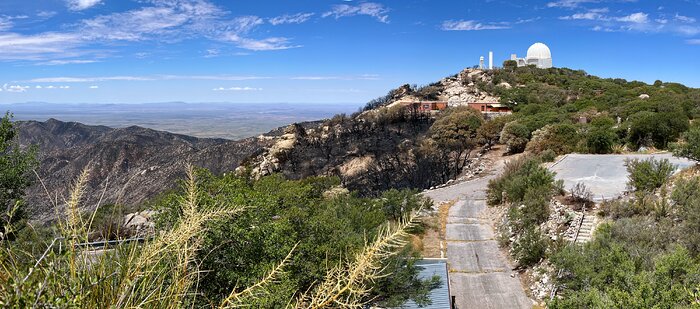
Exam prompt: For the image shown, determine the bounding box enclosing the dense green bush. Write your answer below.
[671,176,700,254]
[476,115,513,146]
[499,121,530,154]
[625,158,675,192]
[549,224,700,308]
[673,124,700,162]
[487,156,556,205]
[627,111,689,149]
[155,171,436,307]
[525,123,580,155]
[511,226,548,268]
[586,128,616,154]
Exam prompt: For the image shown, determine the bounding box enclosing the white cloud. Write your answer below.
[0,0,302,61]
[37,11,58,19]
[27,76,155,83]
[2,84,30,92]
[66,0,102,11]
[0,17,13,32]
[675,14,697,23]
[36,59,99,66]
[677,26,700,36]
[441,20,509,31]
[0,32,82,61]
[559,8,609,20]
[291,74,380,81]
[617,12,649,23]
[89,85,99,89]
[213,87,262,91]
[322,2,389,23]
[547,0,597,9]
[25,75,269,83]
[269,13,314,25]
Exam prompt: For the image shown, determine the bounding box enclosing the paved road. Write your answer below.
[423,159,532,309]
[550,153,695,201]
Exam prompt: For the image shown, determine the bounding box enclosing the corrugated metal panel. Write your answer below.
[396,259,451,309]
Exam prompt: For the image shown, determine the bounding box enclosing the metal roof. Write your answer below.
[395,259,451,309]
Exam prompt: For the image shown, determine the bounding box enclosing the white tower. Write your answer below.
[488,51,493,70]
[479,56,484,69]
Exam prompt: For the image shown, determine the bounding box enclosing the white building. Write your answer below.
[510,42,552,69]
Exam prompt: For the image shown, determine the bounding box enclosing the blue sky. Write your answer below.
[0,0,699,104]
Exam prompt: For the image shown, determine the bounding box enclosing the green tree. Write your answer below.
[625,158,675,192]
[586,128,616,154]
[0,112,37,241]
[673,124,700,162]
[499,121,530,154]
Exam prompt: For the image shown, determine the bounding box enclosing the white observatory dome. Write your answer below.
[526,42,551,59]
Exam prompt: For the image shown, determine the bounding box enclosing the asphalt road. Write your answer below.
[423,159,532,309]
[550,153,696,201]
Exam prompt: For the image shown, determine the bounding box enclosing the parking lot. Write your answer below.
[549,153,696,201]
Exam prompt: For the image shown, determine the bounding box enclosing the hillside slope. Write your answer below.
[19,119,270,221]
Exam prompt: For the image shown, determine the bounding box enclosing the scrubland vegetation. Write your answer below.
[491,65,699,155]
[0,113,439,308]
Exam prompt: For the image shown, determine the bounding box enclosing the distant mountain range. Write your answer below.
[6,102,359,140]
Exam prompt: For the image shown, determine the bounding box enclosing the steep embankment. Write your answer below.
[19,119,270,221]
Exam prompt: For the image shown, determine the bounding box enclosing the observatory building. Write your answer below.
[511,42,552,69]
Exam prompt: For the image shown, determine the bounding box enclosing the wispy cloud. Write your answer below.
[560,8,699,36]
[89,85,99,89]
[616,12,648,23]
[35,59,99,66]
[322,2,390,23]
[687,39,700,45]
[25,75,269,83]
[675,13,697,24]
[269,13,314,25]
[212,86,262,91]
[547,0,597,8]
[0,0,302,62]
[291,74,380,80]
[27,76,156,83]
[441,20,509,31]
[559,8,609,20]
[2,84,30,93]
[37,11,58,19]
[66,0,102,11]
[0,32,83,61]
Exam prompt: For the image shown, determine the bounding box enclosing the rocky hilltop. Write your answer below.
[19,119,271,221]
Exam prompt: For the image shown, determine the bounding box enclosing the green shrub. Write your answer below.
[586,128,616,154]
[525,123,580,155]
[671,176,700,254]
[488,156,556,205]
[673,124,700,162]
[499,121,530,154]
[625,158,676,192]
[512,226,548,268]
[539,149,557,162]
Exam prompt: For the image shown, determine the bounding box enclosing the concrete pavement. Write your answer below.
[550,153,695,201]
[423,159,532,309]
